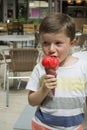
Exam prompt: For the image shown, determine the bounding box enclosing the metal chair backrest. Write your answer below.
[9,48,39,72]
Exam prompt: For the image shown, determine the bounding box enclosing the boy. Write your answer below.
[26,13,87,130]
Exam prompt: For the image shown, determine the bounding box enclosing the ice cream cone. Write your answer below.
[45,68,57,95]
[42,56,60,96]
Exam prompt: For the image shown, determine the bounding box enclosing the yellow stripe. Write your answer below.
[57,78,86,90]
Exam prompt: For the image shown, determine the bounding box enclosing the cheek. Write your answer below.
[42,47,49,55]
[61,45,70,52]
[58,46,70,56]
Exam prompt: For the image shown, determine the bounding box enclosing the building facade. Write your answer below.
[0,0,87,29]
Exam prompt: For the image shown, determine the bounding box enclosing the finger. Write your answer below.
[45,81,57,89]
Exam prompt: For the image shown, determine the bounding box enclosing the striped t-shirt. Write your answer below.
[26,58,87,130]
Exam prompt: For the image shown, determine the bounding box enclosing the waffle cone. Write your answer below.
[45,68,56,77]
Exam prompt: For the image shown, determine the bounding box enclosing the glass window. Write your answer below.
[28,0,55,23]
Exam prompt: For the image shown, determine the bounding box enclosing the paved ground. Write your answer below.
[0,57,29,130]
[0,86,28,130]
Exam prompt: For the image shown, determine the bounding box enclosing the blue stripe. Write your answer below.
[35,109,84,127]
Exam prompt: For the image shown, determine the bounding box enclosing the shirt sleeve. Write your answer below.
[83,60,87,97]
[26,63,45,91]
[26,66,40,91]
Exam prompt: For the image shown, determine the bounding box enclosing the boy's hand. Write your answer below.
[40,74,57,92]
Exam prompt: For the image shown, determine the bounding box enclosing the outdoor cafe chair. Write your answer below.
[5,47,39,107]
[7,22,23,35]
[23,23,35,34]
[83,24,87,34]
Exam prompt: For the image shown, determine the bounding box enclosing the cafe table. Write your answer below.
[0,34,35,48]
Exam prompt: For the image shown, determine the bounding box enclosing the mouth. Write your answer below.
[49,55,60,60]
[50,55,57,57]
[50,55,59,60]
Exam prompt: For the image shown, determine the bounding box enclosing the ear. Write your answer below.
[71,39,77,47]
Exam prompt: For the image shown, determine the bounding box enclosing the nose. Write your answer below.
[49,43,55,53]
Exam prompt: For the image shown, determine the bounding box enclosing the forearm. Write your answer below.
[28,74,57,106]
[28,86,50,106]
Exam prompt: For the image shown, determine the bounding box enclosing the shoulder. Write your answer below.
[34,61,44,71]
[26,62,45,90]
[31,61,45,77]
[70,56,87,74]
[72,51,87,61]
[72,51,87,66]
[78,58,87,66]
[77,59,87,76]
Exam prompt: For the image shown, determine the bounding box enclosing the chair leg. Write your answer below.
[17,79,22,89]
[4,63,7,90]
[6,71,9,107]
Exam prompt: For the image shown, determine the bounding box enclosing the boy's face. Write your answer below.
[40,32,76,65]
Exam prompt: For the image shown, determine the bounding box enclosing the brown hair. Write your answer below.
[39,13,76,41]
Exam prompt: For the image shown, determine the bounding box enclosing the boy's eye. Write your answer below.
[55,41,62,46]
[42,41,50,46]
[41,41,63,46]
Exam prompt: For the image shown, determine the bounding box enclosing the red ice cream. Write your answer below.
[42,56,60,95]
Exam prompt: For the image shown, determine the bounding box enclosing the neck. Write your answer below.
[60,55,78,67]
